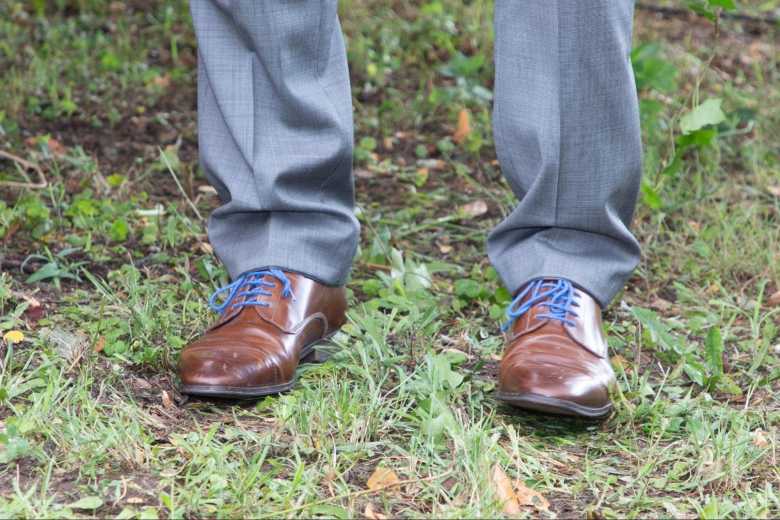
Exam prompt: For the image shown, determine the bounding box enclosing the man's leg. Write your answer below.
[180,1,354,398]
[191,0,358,285]
[488,0,641,307]
[491,1,641,418]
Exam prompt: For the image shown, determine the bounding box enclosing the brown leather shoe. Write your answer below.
[179,269,346,398]
[496,279,616,418]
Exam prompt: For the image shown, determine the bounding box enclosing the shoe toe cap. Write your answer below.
[500,362,611,409]
[179,342,287,388]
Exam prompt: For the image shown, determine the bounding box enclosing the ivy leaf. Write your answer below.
[708,0,736,9]
[704,326,724,378]
[67,496,103,510]
[110,219,130,242]
[680,98,726,135]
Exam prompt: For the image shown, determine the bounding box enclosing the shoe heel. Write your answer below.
[301,330,339,364]
[301,346,332,363]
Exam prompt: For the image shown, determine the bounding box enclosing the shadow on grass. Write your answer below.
[493,401,608,436]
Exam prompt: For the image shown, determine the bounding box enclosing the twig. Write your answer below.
[636,2,779,26]
[0,149,48,189]
[261,469,453,518]
[158,146,204,221]
[362,262,392,272]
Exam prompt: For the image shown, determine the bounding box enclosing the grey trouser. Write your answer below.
[191,1,642,307]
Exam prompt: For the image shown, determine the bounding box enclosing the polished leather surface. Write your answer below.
[498,282,616,416]
[179,272,346,394]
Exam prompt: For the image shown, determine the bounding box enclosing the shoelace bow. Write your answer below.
[208,268,295,314]
[501,278,580,332]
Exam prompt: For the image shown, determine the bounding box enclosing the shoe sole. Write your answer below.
[180,333,336,400]
[495,391,612,419]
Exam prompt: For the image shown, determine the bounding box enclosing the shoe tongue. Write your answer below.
[211,273,304,333]
[252,273,307,333]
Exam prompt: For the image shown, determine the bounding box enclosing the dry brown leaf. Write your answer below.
[93,336,105,353]
[611,354,629,372]
[416,167,429,185]
[514,480,550,511]
[650,297,673,312]
[491,465,520,515]
[767,185,780,198]
[417,158,446,171]
[131,377,152,391]
[366,467,400,492]
[153,74,171,88]
[453,108,472,144]
[364,503,388,520]
[767,290,780,307]
[47,138,67,157]
[11,290,41,308]
[752,430,769,448]
[197,185,218,195]
[109,2,125,14]
[161,390,174,409]
[460,199,488,218]
[198,242,214,255]
[354,168,375,179]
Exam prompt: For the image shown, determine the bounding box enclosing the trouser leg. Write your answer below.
[488,0,642,307]
[190,0,357,284]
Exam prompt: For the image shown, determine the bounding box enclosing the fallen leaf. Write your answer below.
[23,304,46,324]
[93,336,105,353]
[3,330,24,344]
[416,167,429,186]
[460,199,488,218]
[366,467,400,492]
[364,503,388,520]
[47,138,67,157]
[611,354,629,372]
[109,2,125,14]
[491,465,520,515]
[161,390,174,409]
[768,290,780,307]
[197,185,218,195]
[152,74,171,88]
[131,377,152,391]
[354,168,375,179]
[650,297,673,312]
[417,158,446,171]
[514,480,550,511]
[198,242,214,255]
[752,430,769,448]
[382,137,395,151]
[438,242,453,254]
[767,185,780,198]
[11,290,41,308]
[453,109,471,144]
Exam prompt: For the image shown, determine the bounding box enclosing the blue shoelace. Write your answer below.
[501,278,580,331]
[208,268,295,314]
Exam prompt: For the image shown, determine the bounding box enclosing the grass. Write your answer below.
[1,0,778,517]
